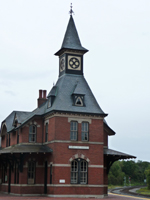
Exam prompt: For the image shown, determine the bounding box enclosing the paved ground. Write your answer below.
[0,193,149,200]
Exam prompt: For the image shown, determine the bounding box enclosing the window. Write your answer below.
[28,161,35,184]
[70,121,78,140]
[72,95,85,107]
[81,122,89,141]
[17,130,19,144]
[50,164,52,184]
[71,159,88,184]
[45,123,48,142]
[6,134,10,147]
[75,96,83,106]
[48,98,51,108]
[14,162,19,184]
[29,125,36,142]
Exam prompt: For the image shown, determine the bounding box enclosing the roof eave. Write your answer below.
[54,47,89,56]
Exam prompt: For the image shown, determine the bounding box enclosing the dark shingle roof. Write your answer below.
[0,144,52,154]
[55,15,88,56]
[3,74,107,131]
[72,82,85,95]
[47,85,58,97]
[45,74,106,115]
[2,111,31,133]
[104,148,136,159]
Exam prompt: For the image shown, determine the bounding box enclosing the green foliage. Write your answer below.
[108,161,125,185]
[108,160,150,186]
[145,168,150,189]
[137,187,150,195]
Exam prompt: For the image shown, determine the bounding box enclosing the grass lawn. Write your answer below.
[137,187,150,195]
[108,185,123,189]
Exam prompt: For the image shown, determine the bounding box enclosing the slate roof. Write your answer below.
[45,74,106,116]
[0,144,52,154]
[47,85,58,97]
[1,111,31,133]
[72,82,85,95]
[55,15,88,56]
[104,119,115,135]
[104,148,136,159]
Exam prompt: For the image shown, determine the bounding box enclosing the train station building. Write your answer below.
[0,11,135,198]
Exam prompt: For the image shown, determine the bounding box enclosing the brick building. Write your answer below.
[0,14,135,198]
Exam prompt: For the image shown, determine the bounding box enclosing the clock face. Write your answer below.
[68,56,81,71]
[69,57,80,69]
[60,57,65,72]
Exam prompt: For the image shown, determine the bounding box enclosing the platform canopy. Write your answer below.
[104,148,136,174]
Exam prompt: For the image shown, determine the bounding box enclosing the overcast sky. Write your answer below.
[0,0,150,162]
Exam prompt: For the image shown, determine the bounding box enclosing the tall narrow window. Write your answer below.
[71,159,88,184]
[17,130,19,144]
[6,134,10,147]
[14,162,19,184]
[6,134,8,147]
[50,164,52,184]
[16,163,19,184]
[45,123,48,142]
[8,134,10,146]
[80,160,88,184]
[81,122,89,141]
[70,121,78,140]
[28,161,35,184]
[29,125,36,142]
[71,160,78,183]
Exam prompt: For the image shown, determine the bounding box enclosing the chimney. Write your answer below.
[43,90,47,99]
[37,90,47,107]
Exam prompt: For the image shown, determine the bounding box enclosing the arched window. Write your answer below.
[71,159,88,184]
[29,125,36,142]
[1,124,7,135]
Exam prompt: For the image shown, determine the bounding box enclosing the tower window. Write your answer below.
[71,159,88,184]
[70,121,78,140]
[75,96,83,106]
[81,122,89,141]
[29,125,36,142]
[72,95,85,107]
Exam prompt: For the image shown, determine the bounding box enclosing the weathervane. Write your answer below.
[69,3,74,15]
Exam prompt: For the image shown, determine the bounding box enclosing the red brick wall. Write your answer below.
[1,135,6,148]
[10,131,16,146]
[104,129,108,147]
[0,115,107,196]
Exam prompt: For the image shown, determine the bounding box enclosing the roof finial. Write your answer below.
[69,3,74,15]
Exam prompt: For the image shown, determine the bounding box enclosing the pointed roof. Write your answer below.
[72,82,85,95]
[55,15,88,56]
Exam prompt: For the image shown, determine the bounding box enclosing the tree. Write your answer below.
[145,168,150,189]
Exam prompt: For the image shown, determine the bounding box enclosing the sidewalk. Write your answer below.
[0,192,148,200]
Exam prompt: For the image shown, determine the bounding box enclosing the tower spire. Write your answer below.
[55,11,88,56]
[69,3,74,15]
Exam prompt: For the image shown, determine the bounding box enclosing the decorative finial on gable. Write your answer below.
[69,3,74,15]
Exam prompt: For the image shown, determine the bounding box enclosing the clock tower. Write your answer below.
[55,14,88,77]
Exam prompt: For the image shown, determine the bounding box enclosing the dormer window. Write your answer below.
[47,86,57,109]
[72,82,85,107]
[72,95,85,107]
[75,96,84,106]
[48,97,52,108]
